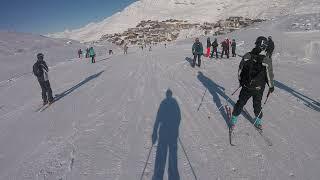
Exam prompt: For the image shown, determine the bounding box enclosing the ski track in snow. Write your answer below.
[0,14,320,180]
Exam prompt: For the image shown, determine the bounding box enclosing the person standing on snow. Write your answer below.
[85,48,89,58]
[78,49,82,58]
[226,38,231,58]
[266,36,275,58]
[192,38,203,67]
[221,39,229,58]
[124,44,128,54]
[89,47,96,63]
[206,37,211,57]
[230,36,274,130]
[211,38,219,59]
[33,53,54,105]
[231,39,237,57]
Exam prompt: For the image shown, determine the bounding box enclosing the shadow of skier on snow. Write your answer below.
[96,57,111,63]
[152,89,181,180]
[185,57,194,67]
[274,80,320,112]
[54,70,104,102]
[197,71,235,127]
[196,72,256,127]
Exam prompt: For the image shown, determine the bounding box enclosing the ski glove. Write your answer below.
[269,87,274,93]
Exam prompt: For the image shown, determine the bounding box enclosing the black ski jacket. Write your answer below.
[207,38,211,48]
[212,40,218,48]
[33,60,49,82]
[231,42,236,49]
[238,52,274,90]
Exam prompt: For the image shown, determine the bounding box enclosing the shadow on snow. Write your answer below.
[152,89,181,180]
[54,70,104,102]
[274,80,320,112]
[197,71,255,126]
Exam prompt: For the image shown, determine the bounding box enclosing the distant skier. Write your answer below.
[109,49,113,55]
[226,38,231,58]
[124,44,128,54]
[33,53,54,105]
[78,49,82,58]
[210,38,219,59]
[231,39,237,57]
[230,36,275,130]
[89,47,96,63]
[206,37,211,57]
[85,48,89,58]
[165,43,167,48]
[221,39,229,58]
[149,46,152,51]
[192,38,203,67]
[266,36,275,58]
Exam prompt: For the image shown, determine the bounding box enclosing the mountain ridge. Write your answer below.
[47,0,320,42]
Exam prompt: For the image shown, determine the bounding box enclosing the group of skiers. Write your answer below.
[77,47,96,63]
[33,34,275,132]
[192,35,275,131]
[206,37,237,59]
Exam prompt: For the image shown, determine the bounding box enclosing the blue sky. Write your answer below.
[0,0,136,34]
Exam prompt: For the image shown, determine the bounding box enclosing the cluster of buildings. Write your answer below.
[98,17,264,46]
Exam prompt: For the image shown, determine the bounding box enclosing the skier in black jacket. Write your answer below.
[33,53,54,105]
[231,39,237,57]
[230,36,274,130]
[211,38,219,58]
[266,36,275,58]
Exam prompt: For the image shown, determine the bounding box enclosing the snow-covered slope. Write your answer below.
[48,0,320,42]
[1,14,319,179]
[0,31,117,82]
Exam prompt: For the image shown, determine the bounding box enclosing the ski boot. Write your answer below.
[254,118,263,131]
[230,115,238,131]
[43,101,48,106]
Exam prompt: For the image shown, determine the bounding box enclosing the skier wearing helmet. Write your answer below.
[230,36,274,131]
[33,53,54,105]
[192,38,204,67]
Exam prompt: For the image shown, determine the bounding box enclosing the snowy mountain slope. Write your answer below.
[0,31,117,83]
[48,0,320,42]
[0,14,320,180]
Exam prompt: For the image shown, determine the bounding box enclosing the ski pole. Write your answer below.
[231,86,241,96]
[253,90,271,126]
[197,88,207,111]
[203,55,206,69]
[140,144,154,180]
[223,86,241,106]
[236,53,244,58]
[179,137,198,180]
[215,86,242,112]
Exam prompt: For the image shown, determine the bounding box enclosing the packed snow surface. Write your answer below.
[0,14,320,180]
[48,0,320,42]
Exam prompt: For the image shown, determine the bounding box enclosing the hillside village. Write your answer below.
[97,17,265,46]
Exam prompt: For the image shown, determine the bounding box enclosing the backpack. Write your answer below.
[240,53,267,88]
[33,62,41,77]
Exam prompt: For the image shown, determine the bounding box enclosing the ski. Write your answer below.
[255,127,273,146]
[39,100,55,112]
[35,104,46,112]
[229,128,235,146]
[225,105,235,146]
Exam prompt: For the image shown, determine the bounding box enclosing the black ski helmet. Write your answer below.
[37,53,44,60]
[255,36,268,51]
